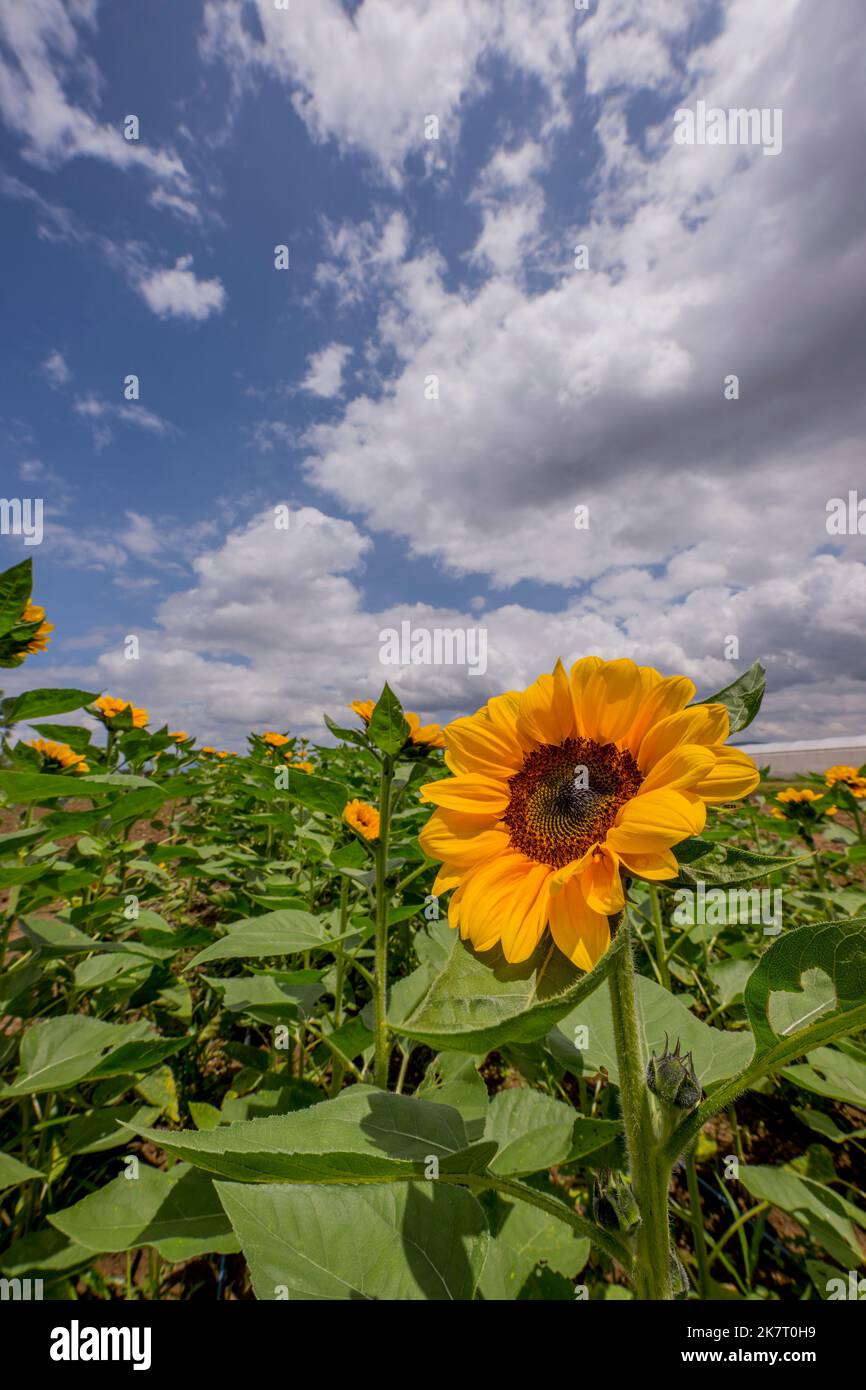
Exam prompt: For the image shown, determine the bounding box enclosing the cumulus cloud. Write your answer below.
[136,256,227,321]
[41,348,71,386]
[301,343,352,398]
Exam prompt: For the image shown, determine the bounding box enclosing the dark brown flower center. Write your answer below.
[503,737,643,868]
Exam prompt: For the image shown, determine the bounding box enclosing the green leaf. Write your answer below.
[416,1053,489,1136]
[129,1086,496,1183]
[549,972,753,1089]
[285,771,350,820]
[479,1191,589,1300]
[670,837,810,889]
[0,1150,43,1195]
[736,1164,865,1267]
[695,660,766,733]
[2,689,98,724]
[398,929,628,1053]
[0,558,32,638]
[323,713,368,748]
[484,1089,621,1177]
[49,1164,238,1261]
[744,915,866,1058]
[0,770,154,803]
[783,1046,866,1108]
[215,1179,488,1300]
[367,683,409,756]
[0,1016,186,1096]
[187,909,337,967]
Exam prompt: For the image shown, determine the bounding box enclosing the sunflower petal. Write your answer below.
[615,849,679,881]
[419,809,510,869]
[694,748,761,803]
[420,774,509,816]
[607,788,706,853]
[548,878,611,971]
[639,743,716,794]
[638,703,730,771]
[578,659,648,745]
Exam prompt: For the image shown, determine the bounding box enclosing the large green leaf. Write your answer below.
[695,660,766,734]
[0,1016,185,1096]
[130,1087,497,1183]
[484,1089,621,1177]
[398,929,627,1053]
[49,1164,238,1261]
[285,771,350,819]
[744,916,866,1057]
[0,770,154,803]
[782,1046,866,1108]
[549,972,753,1088]
[187,909,336,966]
[0,559,32,638]
[736,1165,865,1267]
[1,689,98,724]
[216,1179,488,1300]
[670,837,810,889]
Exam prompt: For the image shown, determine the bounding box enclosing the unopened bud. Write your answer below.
[646,1034,701,1112]
[592,1169,641,1234]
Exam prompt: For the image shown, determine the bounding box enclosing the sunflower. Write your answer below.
[25,737,89,774]
[774,786,837,819]
[262,731,290,748]
[292,761,314,774]
[343,799,380,840]
[348,699,445,749]
[169,731,190,743]
[824,765,866,798]
[21,599,54,653]
[92,695,149,728]
[419,657,760,971]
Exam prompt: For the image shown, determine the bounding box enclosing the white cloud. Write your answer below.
[301,343,352,398]
[136,256,226,321]
[0,0,196,206]
[201,0,578,181]
[41,348,71,386]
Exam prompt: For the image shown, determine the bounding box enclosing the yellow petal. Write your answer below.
[443,714,524,778]
[615,849,679,881]
[420,774,509,817]
[578,659,648,745]
[638,703,730,772]
[548,878,611,971]
[640,744,716,795]
[607,788,706,853]
[694,747,760,803]
[499,863,554,963]
[431,865,462,895]
[419,809,510,869]
[621,675,696,756]
[515,659,575,748]
[458,853,538,955]
[580,845,625,915]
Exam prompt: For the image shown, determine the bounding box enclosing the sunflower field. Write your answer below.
[1,555,865,1305]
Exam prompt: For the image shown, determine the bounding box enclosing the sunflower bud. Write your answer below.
[646,1035,701,1112]
[592,1169,641,1234]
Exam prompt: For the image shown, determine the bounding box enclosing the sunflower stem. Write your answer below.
[608,909,673,1300]
[373,753,395,1088]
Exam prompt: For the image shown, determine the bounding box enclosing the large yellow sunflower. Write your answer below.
[419,657,759,972]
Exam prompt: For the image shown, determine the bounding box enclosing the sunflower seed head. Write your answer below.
[646,1033,701,1112]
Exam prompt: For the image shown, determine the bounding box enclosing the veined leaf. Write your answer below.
[49,1163,238,1261]
[397,928,628,1053]
[367,683,409,756]
[670,837,810,889]
[483,1089,621,1177]
[695,660,766,734]
[744,915,866,1058]
[130,1086,496,1183]
[1,689,98,723]
[216,1179,488,1300]
[187,909,338,966]
[0,1016,186,1096]
[0,1150,43,1194]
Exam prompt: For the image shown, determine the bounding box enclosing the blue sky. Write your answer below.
[1,0,864,746]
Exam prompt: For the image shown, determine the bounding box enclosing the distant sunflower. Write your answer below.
[22,599,54,654]
[262,731,290,748]
[348,699,445,749]
[420,657,759,971]
[824,765,866,799]
[25,737,89,774]
[92,695,149,728]
[343,799,380,840]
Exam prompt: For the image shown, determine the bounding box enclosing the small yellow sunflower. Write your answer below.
[824,765,866,798]
[93,695,149,728]
[262,731,290,747]
[419,657,760,971]
[25,737,89,774]
[169,730,190,743]
[343,799,380,840]
[22,599,54,653]
[775,786,837,817]
[293,761,314,774]
[348,699,445,749]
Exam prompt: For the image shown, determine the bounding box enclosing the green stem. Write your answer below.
[373,754,395,1088]
[453,1172,633,1271]
[648,886,671,989]
[608,911,673,1300]
[684,1151,711,1298]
